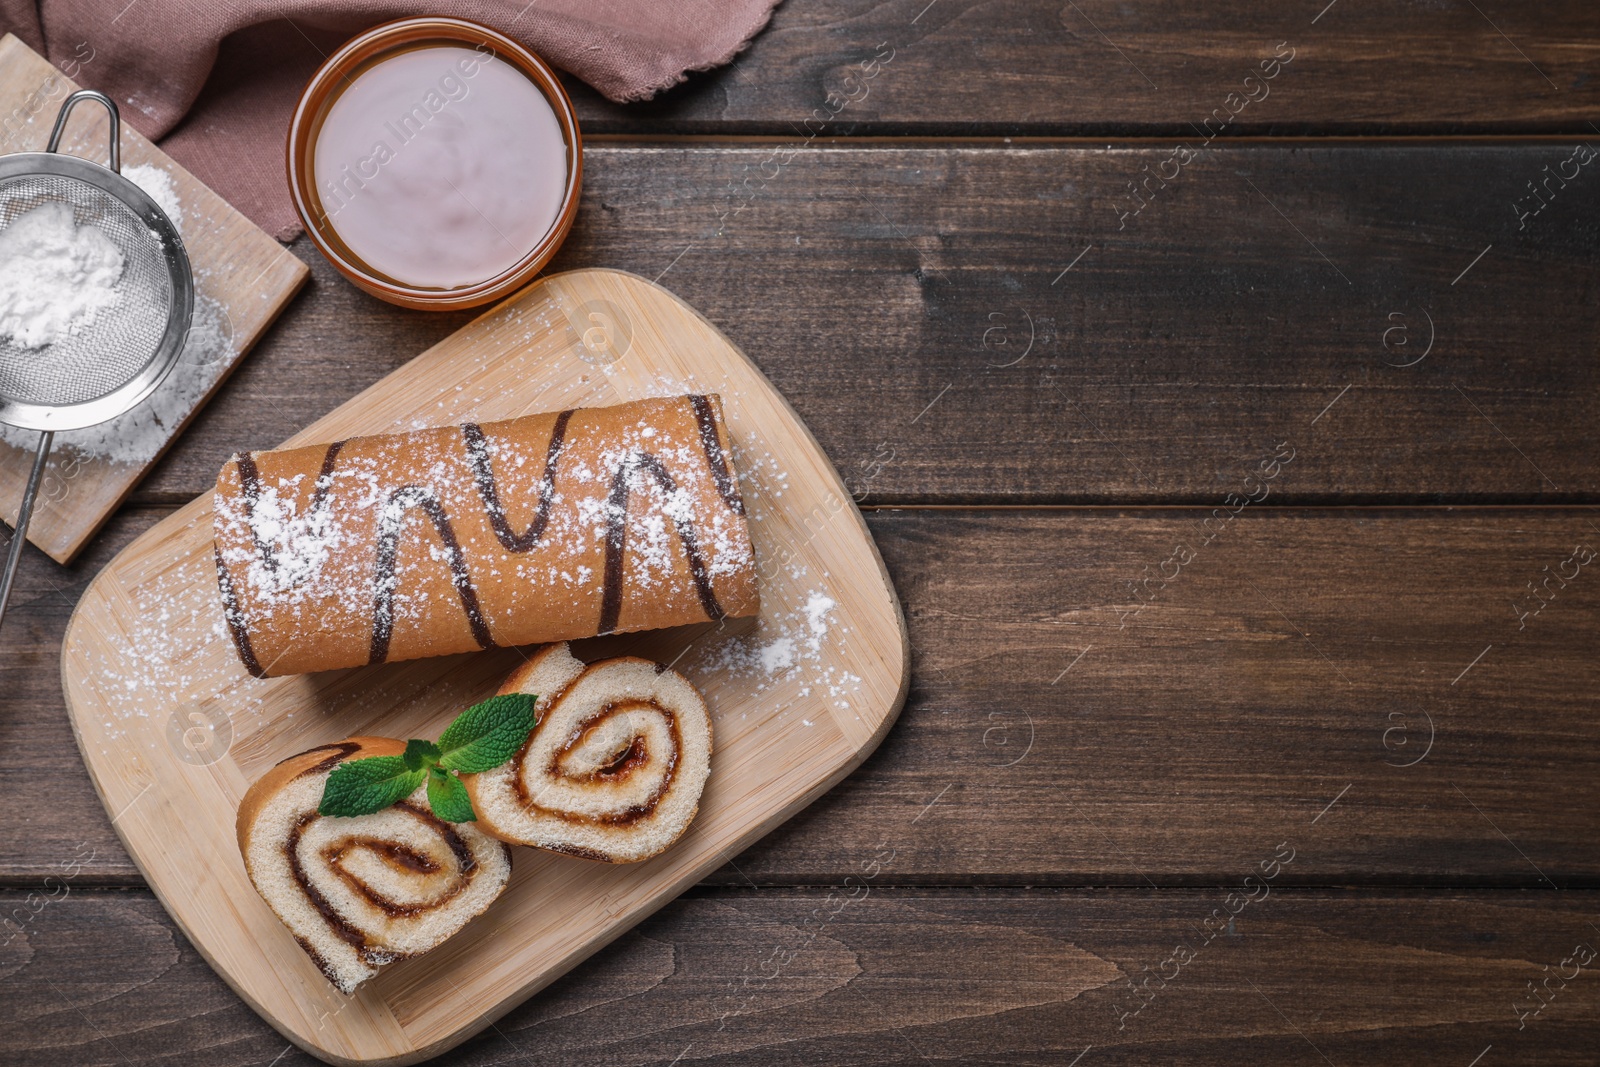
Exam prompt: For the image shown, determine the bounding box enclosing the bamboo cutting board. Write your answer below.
[0,34,308,563]
[61,269,909,1066]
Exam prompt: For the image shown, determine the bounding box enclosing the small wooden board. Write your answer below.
[0,34,308,563]
[61,268,909,1065]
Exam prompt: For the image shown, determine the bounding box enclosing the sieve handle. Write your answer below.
[46,90,120,174]
[0,431,53,633]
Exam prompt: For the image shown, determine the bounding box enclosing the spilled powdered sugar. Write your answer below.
[701,585,837,680]
[74,543,270,752]
[748,589,837,672]
[0,292,236,464]
[804,590,836,639]
[122,163,183,234]
[697,582,861,719]
[759,637,796,672]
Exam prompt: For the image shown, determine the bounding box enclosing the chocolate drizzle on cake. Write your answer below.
[369,485,496,665]
[463,409,572,551]
[216,396,749,673]
[235,442,346,576]
[688,394,745,515]
[284,740,364,777]
[469,403,727,636]
[217,441,348,678]
[213,541,264,678]
[599,452,725,635]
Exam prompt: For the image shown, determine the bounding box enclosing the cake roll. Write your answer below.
[236,738,512,994]
[213,394,758,677]
[460,643,712,862]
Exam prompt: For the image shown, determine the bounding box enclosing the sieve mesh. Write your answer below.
[0,173,171,407]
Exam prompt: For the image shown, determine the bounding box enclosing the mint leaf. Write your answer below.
[403,738,442,772]
[314,695,536,820]
[427,767,476,822]
[319,756,425,818]
[437,693,538,773]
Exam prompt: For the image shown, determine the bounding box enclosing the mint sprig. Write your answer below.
[437,694,538,772]
[319,756,424,816]
[427,767,477,823]
[317,693,538,822]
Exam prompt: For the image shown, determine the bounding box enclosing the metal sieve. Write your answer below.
[0,90,193,629]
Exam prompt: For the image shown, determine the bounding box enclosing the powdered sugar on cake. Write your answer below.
[95,386,862,772]
[213,396,759,674]
[240,478,337,595]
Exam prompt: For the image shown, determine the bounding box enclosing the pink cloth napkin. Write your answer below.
[2,0,779,239]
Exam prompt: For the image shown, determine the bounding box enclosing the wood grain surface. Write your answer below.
[130,143,1600,507]
[3,889,1596,1066]
[0,35,307,562]
[5,4,1599,1065]
[557,0,1600,136]
[9,506,1597,888]
[218,1,1600,136]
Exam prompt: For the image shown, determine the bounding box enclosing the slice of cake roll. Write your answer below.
[461,644,713,863]
[237,737,511,994]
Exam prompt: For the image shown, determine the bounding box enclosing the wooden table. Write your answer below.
[5,4,1600,1064]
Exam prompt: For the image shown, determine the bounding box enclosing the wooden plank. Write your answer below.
[7,507,1599,887]
[191,2,1600,139]
[2,888,1596,1065]
[0,35,309,563]
[132,143,1600,506]
[560,0,1600,136]
[744,507,1600,887]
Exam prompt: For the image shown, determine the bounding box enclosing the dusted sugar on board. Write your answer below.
[212,394,759,677]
